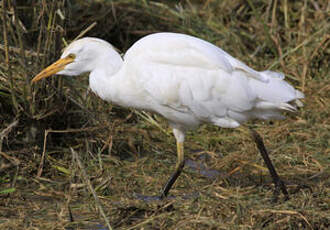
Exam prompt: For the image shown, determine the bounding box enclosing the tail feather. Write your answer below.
[249,70,304,120]
[295,89,305,99]
[255,101,297,112]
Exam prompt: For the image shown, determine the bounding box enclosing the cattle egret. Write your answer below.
[32,32,304,199]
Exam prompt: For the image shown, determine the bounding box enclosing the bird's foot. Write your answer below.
[272,179,289,203]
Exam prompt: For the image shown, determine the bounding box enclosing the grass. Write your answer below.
[0,0,329,229]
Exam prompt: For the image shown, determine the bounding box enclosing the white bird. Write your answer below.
[32,32,304,199]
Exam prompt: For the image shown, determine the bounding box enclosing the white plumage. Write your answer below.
[32,32,304,198]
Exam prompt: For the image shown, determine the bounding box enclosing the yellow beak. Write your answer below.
[31,56,75,83]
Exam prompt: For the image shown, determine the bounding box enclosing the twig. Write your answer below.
[0,120,19,152]
[0,43,45,57]
[73,22,97,42]
[70,147,113,230]
[0,151,20,166]
[36,127,102,177]
[37,129,50,177]
[2,0,9,66]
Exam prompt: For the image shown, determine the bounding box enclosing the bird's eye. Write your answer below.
[67,53,76,59]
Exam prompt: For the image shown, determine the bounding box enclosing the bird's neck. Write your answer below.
[89,60,150,110]
[88,46,137,107]
[89,48,151,109]
[89,63,123,102]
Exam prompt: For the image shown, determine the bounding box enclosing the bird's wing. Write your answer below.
[124,33,258,125]
[125,33,269,83]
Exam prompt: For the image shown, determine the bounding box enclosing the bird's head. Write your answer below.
[32,37,121,83]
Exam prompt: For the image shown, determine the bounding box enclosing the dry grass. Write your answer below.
[0,0,329,229]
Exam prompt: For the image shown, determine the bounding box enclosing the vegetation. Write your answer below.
[0,0,329,229]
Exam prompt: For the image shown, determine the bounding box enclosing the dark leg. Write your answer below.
[250,129,289,201]
[159,142,185,199]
